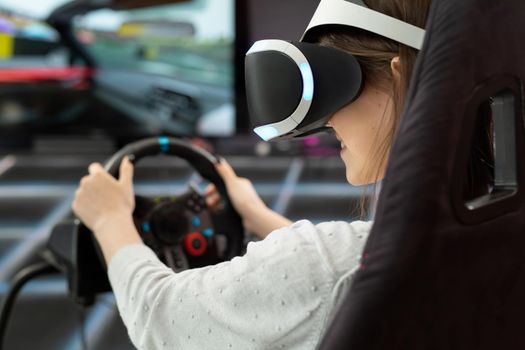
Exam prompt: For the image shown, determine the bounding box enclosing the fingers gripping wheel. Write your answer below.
[73,137,244,298]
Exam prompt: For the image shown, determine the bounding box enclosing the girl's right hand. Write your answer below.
[205,159,268,231]
[206,158,293,238]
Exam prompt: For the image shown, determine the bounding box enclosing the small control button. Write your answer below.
[191,216,201,227]
[184,232,207,257]
[142,222,151,233]
[202,228,214,238]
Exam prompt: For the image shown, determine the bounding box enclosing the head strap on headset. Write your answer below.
[302,0,426,49]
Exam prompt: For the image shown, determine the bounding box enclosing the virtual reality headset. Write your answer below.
[245,0,426,141]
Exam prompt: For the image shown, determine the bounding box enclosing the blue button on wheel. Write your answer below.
[159,137,170,153]
[192,216,201,227]
[202,228,214,238]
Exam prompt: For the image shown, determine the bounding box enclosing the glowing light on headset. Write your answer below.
[254,126,279,141]
[299,62,314,101]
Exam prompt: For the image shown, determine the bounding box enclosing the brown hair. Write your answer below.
[307,0,432,217]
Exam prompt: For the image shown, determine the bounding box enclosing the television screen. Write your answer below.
[0,0,238,150]
[74,0,237,137]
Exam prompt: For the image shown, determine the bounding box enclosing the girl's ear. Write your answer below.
[391,56,401,82]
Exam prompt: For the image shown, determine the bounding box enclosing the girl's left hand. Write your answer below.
[72,157,135,233]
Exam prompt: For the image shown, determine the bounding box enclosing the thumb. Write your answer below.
[215,158,237,185]
[119,156,134,190]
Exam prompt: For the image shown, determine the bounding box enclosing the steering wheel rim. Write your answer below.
[81,136,244,267]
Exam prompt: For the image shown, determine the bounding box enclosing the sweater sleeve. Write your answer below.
[107,219,371,350]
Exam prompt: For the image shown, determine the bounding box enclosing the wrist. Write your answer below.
[92,210,134,235]
[242,201,270,232]
[92,211,143,265]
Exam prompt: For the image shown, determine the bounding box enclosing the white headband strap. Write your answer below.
[302,0,426,50]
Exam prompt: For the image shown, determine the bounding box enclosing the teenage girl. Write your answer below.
[72,1,484,349]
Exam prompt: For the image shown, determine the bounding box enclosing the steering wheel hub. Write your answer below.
[149,200,189,245]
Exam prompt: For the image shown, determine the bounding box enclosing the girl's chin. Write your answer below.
[344,166,369,187]
[346,174,363,186]
[340,150,368,185]
[344,167,359,186]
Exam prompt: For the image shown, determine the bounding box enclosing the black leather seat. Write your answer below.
[319,0,525,349]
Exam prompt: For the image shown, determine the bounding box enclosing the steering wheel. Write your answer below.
[79,136,244,272]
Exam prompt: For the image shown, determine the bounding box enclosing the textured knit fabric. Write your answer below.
[108,219,372,350]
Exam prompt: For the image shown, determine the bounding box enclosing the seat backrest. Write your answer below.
[319,0,525,349]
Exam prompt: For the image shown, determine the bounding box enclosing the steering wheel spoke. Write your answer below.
[164,245,190,272]
[133,195,158,218]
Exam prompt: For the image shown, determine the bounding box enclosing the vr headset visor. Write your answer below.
[245,0,426,141]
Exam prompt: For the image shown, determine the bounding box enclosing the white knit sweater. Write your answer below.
[108,220,372,350]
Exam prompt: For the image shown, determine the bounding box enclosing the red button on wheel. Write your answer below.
[184,232,207,257]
